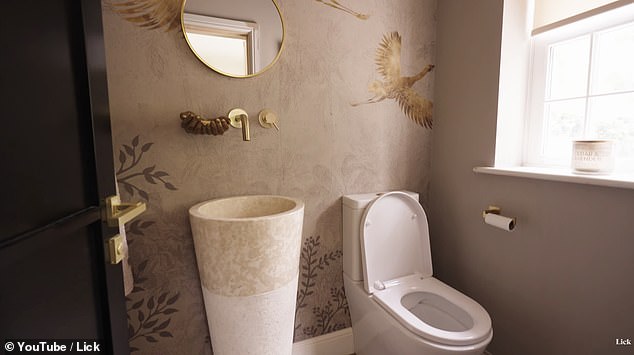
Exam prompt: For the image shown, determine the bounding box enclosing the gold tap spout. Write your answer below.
[240,114,250,141]
[228,108,250,141]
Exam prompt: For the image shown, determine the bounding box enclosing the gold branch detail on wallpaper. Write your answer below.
[315,0,369,20]
[105,0,182,32]
[116,135,178,200]
[352,32,434,129]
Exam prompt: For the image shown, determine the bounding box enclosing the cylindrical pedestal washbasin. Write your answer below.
[189,195,304,355]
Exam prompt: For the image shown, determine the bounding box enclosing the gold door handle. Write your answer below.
[105,195,146,227]
[108,234,125,264]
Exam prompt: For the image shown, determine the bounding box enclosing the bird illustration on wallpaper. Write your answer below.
[107,0,369,33]
[352,31,434,129]
[315,0,369,20]
[106,0,182,32]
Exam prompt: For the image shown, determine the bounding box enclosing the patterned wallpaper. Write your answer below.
[102,0,436,353]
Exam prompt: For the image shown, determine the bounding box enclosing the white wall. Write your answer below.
[431,1,634,354]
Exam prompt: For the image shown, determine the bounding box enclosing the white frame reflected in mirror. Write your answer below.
[183,13,259,76]
[181,0,285,78]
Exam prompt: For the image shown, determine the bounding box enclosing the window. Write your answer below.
[183,13,259,76]
[526,4,634,172]
[186,32,250,75]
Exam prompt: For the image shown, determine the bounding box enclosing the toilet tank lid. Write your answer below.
[343,191,419,209]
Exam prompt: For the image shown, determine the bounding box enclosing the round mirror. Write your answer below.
[181,0,285,78]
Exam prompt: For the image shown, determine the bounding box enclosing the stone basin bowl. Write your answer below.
[189,195,305,297]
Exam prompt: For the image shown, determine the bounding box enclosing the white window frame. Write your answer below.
[524,4,634,170]
[479,1,634,189]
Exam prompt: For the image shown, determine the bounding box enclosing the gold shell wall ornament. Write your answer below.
[180,111,231,135]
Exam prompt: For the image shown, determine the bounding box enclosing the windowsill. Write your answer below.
[473,166,634,190]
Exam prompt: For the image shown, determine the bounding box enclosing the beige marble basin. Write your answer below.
[189,195,304,355]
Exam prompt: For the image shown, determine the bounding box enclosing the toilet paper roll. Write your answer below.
[484,213,516,231]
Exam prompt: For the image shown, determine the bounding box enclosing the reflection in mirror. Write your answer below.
[182,0,284,78]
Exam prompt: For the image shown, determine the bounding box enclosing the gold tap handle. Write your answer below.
[258,109,280,131]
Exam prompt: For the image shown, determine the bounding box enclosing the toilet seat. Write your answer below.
[359,191,492,347]
[372,274,492,346]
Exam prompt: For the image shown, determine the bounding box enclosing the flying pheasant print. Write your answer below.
[352,31,434,129]
[109,0,368,32]
[106,0,182,32]
[315,0,369,20]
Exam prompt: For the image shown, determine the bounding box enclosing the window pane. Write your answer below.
[543,99,586,158]
[587,93,634,160]
[590,22,634,95]
[186,33,248,76]
[547,36,590,100]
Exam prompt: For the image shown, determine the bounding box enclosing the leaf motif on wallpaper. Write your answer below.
[125,219,156,246]
[315,0,369,20]
[302,286,348,337]
[124,219,154,294]
[127,290,180,349]
[294,235,347,340]
[124,223,181,351]
[105,0,182,32]
[125,259,179,350]
[124,220,154,293]
[352,31,435,129]
[125,256,152,298]
[116,135,178,201]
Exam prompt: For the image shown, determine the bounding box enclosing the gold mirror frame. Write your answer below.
[180,0,286,78]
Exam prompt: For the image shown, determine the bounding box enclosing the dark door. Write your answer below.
[0,1,129,353]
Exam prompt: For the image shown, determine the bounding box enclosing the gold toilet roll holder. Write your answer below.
[482,205,516,231]
[482,205,501,219]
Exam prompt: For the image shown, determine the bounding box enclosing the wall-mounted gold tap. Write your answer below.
[181,108,277,141]
[228,108,250,141]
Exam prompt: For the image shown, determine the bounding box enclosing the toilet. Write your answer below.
[342,191,492,355]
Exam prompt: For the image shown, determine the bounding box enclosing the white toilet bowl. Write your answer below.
[342,191,492,355]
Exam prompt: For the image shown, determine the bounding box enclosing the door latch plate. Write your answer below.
[108,234,124,264]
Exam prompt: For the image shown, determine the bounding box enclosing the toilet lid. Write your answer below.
[360,191,433,294]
